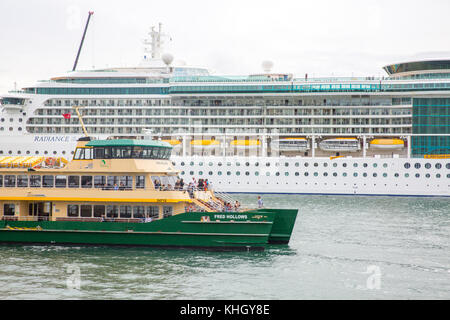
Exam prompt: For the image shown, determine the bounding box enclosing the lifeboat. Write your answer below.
[319,138,360,152]
[190,139,220,149]
[162,140,182,149]
[230,140,260,149]
[270,138,309,152]
[370,139,405,150]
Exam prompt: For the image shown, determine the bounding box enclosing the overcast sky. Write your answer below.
[1,0,450,93]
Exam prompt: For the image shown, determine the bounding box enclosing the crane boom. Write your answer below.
[72,11,94,72]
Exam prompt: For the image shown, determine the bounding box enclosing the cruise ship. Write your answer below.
[1,22,449,197]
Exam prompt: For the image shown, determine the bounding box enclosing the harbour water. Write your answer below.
[0,194,448,300]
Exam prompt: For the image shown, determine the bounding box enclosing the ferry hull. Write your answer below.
[0,210,297,250]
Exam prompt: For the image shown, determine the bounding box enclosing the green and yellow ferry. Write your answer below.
[0,137,297,250]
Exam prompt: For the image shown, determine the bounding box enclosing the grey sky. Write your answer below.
[1,0,450,93]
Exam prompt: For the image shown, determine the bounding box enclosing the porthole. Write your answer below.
[425,163,431,169]
[373,173,377,177]
[181,171,185,175]
[245,162,250,167]
[304,163,309,167]
[255,172,259,176]
[414,163,421,169]
[314,172,318,177]
[304,172,309,177]
[314,163,318,167]
[218,171,222,176]
[285,162,289,167]
[227,171,231,176]
[363,163,368,168]
[323,163,328,167]
[343,172,347,177]
[436,174,441,178]
[235,162,240,167]
[198,171,203,175]
[333,172,337,177]
[405,173,410,178]
[295,163,300,167]
[208,162,213,166]
[295,172,299,176]
[404,163,410,169]
[383,163,388,168]
[266,162,270,167]
[353,173,358,177]
[190,161,194,166]
[285,172,289,176]
[323,172,328,177]
[363,173,368,177]
[373,163,378,168]
[266,172,270,176]
[275,172,280,176]
[255,162,259,167]
[218,162,222,167]
[199,162,204,166]
[425,174,431,178]
[353,163,358,168]
[446,163,450,169]
[394,173,399,178]
[189,171,194,175]
[342,163,347,168]
[333,163,337,167]
[245,171,250,176]
[383,173,388,178]
[208,171,213,175]
[236,171,240,176]
[415,173,420,178]
[436,163,442,169]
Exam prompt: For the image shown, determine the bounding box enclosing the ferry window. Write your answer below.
[120,176,133,189]
[436,163,442,169]
[106,205,118,218]
[133,206,145,218]
[136,176,145,189]
[120,205,132,218]
[81,176,93,188]
[163,206,173,218]
[17,175,28,188]
[4,175,15,187]
[74,148,84,160]
[80,205,92,218]
[147,206,159,219]
[0,175,2,187]
[107,176,119,189]
[425,163,431,169]
[404,163,411,169]
[67,205,79,217]
[4,204,15,216]
[93,205,105,218]
[55,175,67,188]
[93,148,105,159]
[43,175,54,188]
[414,163,421,169]
[30,175,41,187]
[132,147,143,158]
[94,176,106,188]
[68,176,80,188]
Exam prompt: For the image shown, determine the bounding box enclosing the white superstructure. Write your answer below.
[1,24,449,197]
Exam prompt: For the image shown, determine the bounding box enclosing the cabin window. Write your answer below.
[30,175,41,187]
[80,205,92,217]
[133,206,145,218]
[135,176,145,189]
[3,204,15,216]
[107,176,119,189]
[93,148,105,159]
[67,205,79,217]
[0,175,2,187]
[4,175,15,187]
[42,175,54,188]
[106,205,118,218]
[55,175,67,188]
[94,176,106,188]
[147,206,159,219]
[93,205,105,217]
[81,176,92,188]
[119,205,132,218]
[163,206,173,218]
[68,176,80,188]
[84,148,93,160]
[119,176,133,189]
[17,175,28,188]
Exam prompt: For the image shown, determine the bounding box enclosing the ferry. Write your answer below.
[0,136,298,250]
[0,17,449,197]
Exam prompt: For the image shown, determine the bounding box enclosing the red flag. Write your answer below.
[62,113,71,119]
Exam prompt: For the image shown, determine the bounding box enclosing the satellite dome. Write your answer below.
[162,53,174,66]
[262,60,274,73]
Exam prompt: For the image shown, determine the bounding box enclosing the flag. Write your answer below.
[62,113,71,119]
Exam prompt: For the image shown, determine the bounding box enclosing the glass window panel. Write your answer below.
[55,175,67,188]
[68,176,80,188]
[42,175,54,188]
[80,205,92,217]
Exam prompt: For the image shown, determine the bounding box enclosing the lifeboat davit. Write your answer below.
[370,139,405,150]
[319,138,360,152]
[270,138,309,152]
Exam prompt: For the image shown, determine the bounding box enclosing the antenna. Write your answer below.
[72,11,94,72]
